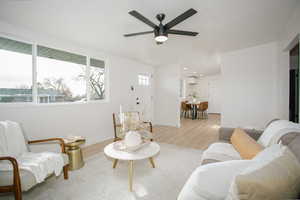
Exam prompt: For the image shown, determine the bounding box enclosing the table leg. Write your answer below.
[112,159,118,168]
[192,105,194,120]
[149,157,155,168]
[192,105,197,120]
[129,160,133,192]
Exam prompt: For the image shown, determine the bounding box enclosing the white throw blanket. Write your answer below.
[0,152,64,183]
[0,121,28,157]
[0,121,64,183]
[258,120,300,147]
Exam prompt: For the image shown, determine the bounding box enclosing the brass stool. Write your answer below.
[64,138,86,171]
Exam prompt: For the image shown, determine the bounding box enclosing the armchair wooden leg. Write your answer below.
[13,178,22,200]
[63,165,69,180]
[14,187,22,200]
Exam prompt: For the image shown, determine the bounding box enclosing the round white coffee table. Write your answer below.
[104,142,160,192]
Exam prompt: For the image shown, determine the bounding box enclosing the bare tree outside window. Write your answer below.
[36,61,87,103]
[90,67,105,100]
[77,66,105,100]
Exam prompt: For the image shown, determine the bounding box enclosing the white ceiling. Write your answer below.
[0,0,298,75]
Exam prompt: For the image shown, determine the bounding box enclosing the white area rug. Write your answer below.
[2,143,202,200]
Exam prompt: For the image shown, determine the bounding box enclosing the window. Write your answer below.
[0,37,33,103]
[138,74,150,86]
[0,36,108,104]
[37,46,87,103]
[89,58,105,100]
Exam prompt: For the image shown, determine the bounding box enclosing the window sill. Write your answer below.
[0,99,109,108]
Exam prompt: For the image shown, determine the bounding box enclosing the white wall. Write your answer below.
[185,74,222,113]
[0,21,154,146]
[281,2,300,49]
[220,2,300,129]
[154,64,181,127]
[221,42,279,129]
[277,1,300,119]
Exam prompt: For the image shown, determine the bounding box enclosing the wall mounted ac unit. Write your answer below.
[187,75,198,85]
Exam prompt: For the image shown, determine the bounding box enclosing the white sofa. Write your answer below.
[178,119,300,200]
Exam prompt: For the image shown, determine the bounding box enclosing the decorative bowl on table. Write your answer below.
[113,131,150,152]
[125,131,142,147]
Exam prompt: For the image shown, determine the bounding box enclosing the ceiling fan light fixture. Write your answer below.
[124,9,198,44]
[155,35,168,42]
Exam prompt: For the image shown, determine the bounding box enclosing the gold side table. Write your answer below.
[64,138,86,171]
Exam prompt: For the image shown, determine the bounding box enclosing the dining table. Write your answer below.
[186,102,200,120]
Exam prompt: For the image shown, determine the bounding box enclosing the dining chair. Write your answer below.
[181,101,191,118]
[197,102,208,119]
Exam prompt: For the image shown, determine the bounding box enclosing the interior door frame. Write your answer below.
[289,43,299,122]
[285,34,300,122]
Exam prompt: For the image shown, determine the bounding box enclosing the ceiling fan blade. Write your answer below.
[124,31,154,37]
[165,8,197,29]
[167,29,198,36]
[129,10,157,29]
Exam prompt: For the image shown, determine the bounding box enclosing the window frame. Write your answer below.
[0,34,109,106]
[138,74,151,86]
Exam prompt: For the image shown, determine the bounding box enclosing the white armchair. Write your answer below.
[0,121,69,200]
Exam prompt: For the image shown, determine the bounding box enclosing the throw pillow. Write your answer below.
[226,144,300,200]
[231,128,264,159]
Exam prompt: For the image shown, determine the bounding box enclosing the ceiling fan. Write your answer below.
[124,8,199,45]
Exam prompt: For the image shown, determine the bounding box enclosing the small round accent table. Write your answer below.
[104,142,160,192]
[64,139,86,171]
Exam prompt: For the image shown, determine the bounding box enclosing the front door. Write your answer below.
[134,74,153,122]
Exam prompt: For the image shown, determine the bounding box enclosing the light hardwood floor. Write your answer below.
[153,114,220,150]
[82,114,220,157]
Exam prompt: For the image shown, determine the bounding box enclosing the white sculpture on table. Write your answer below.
[124,131,142,147]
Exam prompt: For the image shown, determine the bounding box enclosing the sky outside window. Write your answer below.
[37,56,86,103]
[0,49,32,89]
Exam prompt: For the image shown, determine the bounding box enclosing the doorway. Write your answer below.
[208,79,221,114]
[289,43,299,123]
[134,74,153,122]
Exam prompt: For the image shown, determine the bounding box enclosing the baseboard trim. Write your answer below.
[82,138,114,158]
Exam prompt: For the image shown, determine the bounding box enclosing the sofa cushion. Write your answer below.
[0,153,68,191]
[178,160,254,200]
[226,144,300,200]
[201,143,241,165]
[231,128,264,159]
[219,127,263,142]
